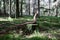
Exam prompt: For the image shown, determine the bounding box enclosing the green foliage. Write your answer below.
[0,34,58,40]
[0,16,60,40]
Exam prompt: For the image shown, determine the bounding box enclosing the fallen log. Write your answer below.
[0,21,38,34]
[0,9,38,34]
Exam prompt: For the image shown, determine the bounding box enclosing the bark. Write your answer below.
[29,0,30,15]
[38,0,40,17]
[16,0,19,17]
[20,0,23,16]
[55,7,58,17]
[3,0,6,16]
[10,0,11,17]
[54,0,57,2]
[33,0,36,16]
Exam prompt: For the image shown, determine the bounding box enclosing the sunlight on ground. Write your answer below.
[25,30,56,39]
[0,17,13,21]
[0,18,8,21]
[13,33,20,38]
[26,31,45,38]
[7,17,13,21]
[27,19,33,21]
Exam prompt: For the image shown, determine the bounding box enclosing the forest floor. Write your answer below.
[0,16,60,40]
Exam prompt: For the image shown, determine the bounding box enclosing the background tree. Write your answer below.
[3,0,6,16]
[20,0,23,16]
[38,0,40,17]
[16,0,19,17]
[52,0,59,17]
[33,0,36,16]
[29,0,30,15]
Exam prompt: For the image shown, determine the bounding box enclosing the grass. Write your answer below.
[0,16,60,40]
[0,36,49,40]
[0,16,60,31]
[0,32,58,40]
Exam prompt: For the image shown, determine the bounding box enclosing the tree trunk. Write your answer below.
[20,0,23,16]
[54,0,57,2]
[33,0,36,16]
[3,0,6,17]
[16,0,19,17]
[48,0,51,16]
[10,0,11,17]
[55,7,58,17]
[38,0,40,17]
[29,0,30,15]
